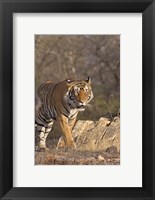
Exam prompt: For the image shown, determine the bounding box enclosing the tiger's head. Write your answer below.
[65,77,94,111]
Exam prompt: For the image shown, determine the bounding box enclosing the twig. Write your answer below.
[105,101,113,120]
[35,49,62,63]
[35,43,50,51]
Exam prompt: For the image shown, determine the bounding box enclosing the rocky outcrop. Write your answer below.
[73,117,120,152]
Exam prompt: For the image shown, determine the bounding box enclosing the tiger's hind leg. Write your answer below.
[36,121,54,152]
[36,125,47,151]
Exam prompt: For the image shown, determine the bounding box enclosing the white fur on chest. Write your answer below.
[68,109,78,119]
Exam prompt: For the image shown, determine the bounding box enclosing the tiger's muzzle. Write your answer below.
[77,102,86,111]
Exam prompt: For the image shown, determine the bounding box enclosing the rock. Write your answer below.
[72,120,95,137]
[97,117,111,126]
[105,145,118,154]
[74,117,120,152]
[98,155,105,161]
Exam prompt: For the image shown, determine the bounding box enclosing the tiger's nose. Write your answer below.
[79,101,85,106]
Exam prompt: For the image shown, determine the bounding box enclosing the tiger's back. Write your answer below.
[37,81,56,103]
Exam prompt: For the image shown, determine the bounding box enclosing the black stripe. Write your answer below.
[36,122,52,129]
[38,130,45,133]
[50,116,56,121]
[69,113,78,119]
[62,113,69,118]
[75,83,86,88]
[35,120,43,126]
[61,100,70,114]
[38,115,45,123]
[35,121,45,127]
[48,107,54,119]
[38,111,48,123]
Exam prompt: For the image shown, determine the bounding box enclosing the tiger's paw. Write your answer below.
[57,137,77,150]
[57,137,65,149]
[66,142,77,150]
[35,146,49,152]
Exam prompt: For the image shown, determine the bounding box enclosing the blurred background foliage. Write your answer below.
[35,35,120,121]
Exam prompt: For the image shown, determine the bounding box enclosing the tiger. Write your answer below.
[35,77,93,151]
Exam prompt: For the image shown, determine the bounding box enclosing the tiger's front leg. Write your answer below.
[57,115,76,149]
[57,117,77,149]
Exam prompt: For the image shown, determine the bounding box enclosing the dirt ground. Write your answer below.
[35,148,120,165]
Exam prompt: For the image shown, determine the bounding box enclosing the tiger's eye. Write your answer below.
[70,95,74,100]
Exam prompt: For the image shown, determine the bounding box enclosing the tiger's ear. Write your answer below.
[66,78,74,84]
[85,77,91,84]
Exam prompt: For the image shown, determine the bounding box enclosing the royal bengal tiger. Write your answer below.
[35,77,93,151]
